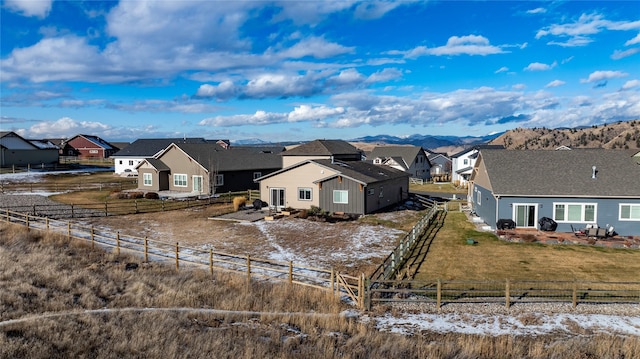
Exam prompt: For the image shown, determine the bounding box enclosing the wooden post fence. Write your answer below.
[573,283,578,308]
[116,232,120,255]
[288,260,293,284]
[437,279,442,309]
[144,237,148,262]
[246,255,251,286]
[505,279,511,309]
[175,242,179,271]
[209,249,213,275]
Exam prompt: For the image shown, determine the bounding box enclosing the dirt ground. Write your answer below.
[79,204,414,275]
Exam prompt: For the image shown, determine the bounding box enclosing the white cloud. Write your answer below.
[621,79,640,90]
[195,82,239,100]
[512,84,526,90]
[287,105,345,122]
[276,36,355,59]
[625,33,640,46]
[536,13,640,47]
[28,117,111,138]
[545,80,566,88]
[524,61,557,71]
[402,35,505,58]
[580,70,629,83]
[526,8,547,15]
[495,67,509,74]
[611,48,640,60]
[4,0,52,18]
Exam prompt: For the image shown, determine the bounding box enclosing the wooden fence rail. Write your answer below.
[1,209,363,307]
[0,181,137,194]
[366,279,640,309]
[0,190,261,219]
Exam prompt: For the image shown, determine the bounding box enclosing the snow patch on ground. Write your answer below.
[370,312,640,337]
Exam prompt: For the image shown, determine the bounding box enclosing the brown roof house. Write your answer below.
[255,159,409,215]
[135,142,282,196]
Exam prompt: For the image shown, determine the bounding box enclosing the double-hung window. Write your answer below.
[298,188,312,201]
[174,174,187,187]
[143,173,152,186]
[214,174,224,186]
[333,190,348,204]
[553,203,596,223]
[620,204,640,221]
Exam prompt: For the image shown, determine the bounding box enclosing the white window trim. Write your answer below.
[553,202,597,223]
[174,174,188,187]
[619,203,640,221]
[143,173,152,186]
[298,187,312,201]
[333,190,348,204]
[214,174,224,186]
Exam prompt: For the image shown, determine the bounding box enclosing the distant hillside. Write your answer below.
[490,120,640,150]
[349,133,501,152]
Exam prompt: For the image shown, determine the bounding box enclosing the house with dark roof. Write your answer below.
[281,139,363,168]
[111,138,209,174]
[135,142,282,195]
[255,159,409,215]
[1,131,59,167]
[469,149,640,236]
[62,134,119,159]
[425,149,452,181]
[368,145,432,181]
[451,144,503,186]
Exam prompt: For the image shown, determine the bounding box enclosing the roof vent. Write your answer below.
[591,165,597,179]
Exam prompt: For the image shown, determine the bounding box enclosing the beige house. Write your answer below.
[256,159,409,215]
[281,139,362,168]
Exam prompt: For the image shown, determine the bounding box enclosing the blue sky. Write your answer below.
[1,0,639,143]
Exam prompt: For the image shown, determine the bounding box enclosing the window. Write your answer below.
[215,174,224,186]
[298,188,312,201]
[553,203,597,223]
[129,160,134,166]
[253,172,262,180]
[173,174,187,187]
[119,160,123,165]
[463,158,468,165]
[367,188,375,196]
[476,190,481,205]
[143,173,152,186]
[89,149,98,154]
[620,204,640,221]
[333,190,348,204]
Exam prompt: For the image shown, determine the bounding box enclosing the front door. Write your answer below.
[193,176,203,194]
[270,188,285,210]
[514,204,537,228]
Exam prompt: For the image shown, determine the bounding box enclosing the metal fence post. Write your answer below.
[144,237,148,262]
[246,255,251,285]
[175,242,179,271]
[505,279,511,309]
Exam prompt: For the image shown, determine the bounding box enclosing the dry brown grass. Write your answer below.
[2,222,639,358]
[413,212,640,282]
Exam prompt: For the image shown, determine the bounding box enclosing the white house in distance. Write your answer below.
[368,145,432,181]
[450,145,503,186]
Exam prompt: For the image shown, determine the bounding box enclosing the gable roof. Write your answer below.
[478,149,640,197]
[312,159,409,185]
[67,134,116,150]
[282,139,361,156]
[0,131,39,150]
[171,143,282,172]
[112,138,208,157]
[369,145,425,165]
[451,144,503,158]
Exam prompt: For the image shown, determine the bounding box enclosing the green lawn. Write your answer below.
[411,212,640,282]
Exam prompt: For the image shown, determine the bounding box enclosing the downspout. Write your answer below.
[495,195,500,230]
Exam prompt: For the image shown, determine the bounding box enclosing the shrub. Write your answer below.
[233,196,247,211]
[144,192,159,200]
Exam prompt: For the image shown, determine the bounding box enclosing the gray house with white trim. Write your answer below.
[469,149,640,236]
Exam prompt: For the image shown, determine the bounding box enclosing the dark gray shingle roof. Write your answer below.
[175,143,282,172]
[283,139,361,156]
[369,146,423,164]
[480,149,640,197]
[313,159,409,184]
[112,138,207,157]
